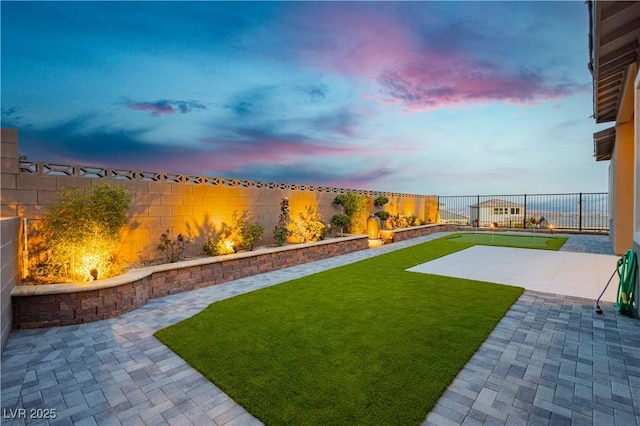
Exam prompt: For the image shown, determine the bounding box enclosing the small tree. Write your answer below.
[42,183,130,281]
[374,195,389,208]
[330,214,351,236]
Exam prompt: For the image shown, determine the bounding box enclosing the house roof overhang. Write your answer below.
[593,126,616,161]
[588,1,640,124]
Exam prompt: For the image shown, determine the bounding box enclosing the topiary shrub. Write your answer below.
[40,183,130,282]
[374,211,390,222]
[330,213,351,236]
[332,192,372,234]
[374,195,389,207]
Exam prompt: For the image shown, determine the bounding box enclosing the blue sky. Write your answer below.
[1,1,609,195]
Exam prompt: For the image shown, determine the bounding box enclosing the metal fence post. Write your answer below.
[579,192,583,231]
[523,194,527,229]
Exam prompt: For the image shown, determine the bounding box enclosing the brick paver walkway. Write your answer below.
[2,233,639,425]
[424,291,640,425]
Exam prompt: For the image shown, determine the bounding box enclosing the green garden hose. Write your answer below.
[616,249,637,316]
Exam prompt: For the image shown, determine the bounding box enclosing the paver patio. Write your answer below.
[1,232,639,425]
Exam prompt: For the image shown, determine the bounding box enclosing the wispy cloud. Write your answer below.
[287,3,586,111]
[377,60,587,111]
[200,129,371,172]
[15,115,397,190]
[125,99,207,116]
[218,162,396,190]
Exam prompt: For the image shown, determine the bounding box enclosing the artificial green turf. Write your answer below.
[445,232,567,250]
[154,236,524,425]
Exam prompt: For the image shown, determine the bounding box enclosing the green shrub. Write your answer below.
[203,235,236,256]
[389,214,408,229]
[332,192,372,234]
[374,195,389,207]
[273,197,291,246]
[374,211,390,221]
[330,213,351,236]
[157,230,189,263]
[288,210,326,243]
[40,183,130,282]
[234,212,264,251]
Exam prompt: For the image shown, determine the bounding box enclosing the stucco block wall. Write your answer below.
[609,121,635,255]
[1,128,438,267]
[1,217,20,351]
[1,128,19,219]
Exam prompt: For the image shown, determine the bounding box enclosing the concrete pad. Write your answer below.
[406,246,621,303]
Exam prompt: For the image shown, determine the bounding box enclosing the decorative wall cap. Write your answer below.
[19,160,432,199]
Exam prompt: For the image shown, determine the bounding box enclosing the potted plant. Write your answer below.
[374,211,391,228]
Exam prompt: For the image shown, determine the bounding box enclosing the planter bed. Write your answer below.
[11,224,456,329]
[12,235,369,329]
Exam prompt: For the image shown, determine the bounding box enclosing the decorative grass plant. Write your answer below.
[155,236,525,425]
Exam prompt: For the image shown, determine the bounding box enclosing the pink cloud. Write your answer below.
[376,60,584,111]
[294,6,585,111]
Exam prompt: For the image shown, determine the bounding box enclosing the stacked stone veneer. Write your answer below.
[390,223,456,242]
[1,128,438,265]
[1,217,20,349]
[12,235,371,329]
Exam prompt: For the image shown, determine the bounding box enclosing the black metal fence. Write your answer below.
[438,193,608,231]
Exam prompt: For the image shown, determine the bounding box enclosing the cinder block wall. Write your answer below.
[1,217,20,351]
[1,128,438,264]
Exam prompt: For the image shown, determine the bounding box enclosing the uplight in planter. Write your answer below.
[69,244,112,282]
[222,239,235,254]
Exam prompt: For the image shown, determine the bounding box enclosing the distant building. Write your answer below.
[470,199,524,227]
[439,209,469,226]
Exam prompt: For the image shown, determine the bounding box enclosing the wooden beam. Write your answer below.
[601,1,637,21]
[598,51,637,75]
[599,41,638,66]
[600,17,640,47]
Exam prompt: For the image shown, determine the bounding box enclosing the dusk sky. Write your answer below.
[1,1,609,195]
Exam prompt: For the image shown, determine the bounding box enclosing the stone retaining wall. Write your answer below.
[1,217,20,351]
[12,235,370,329]
[390,223,457,242]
